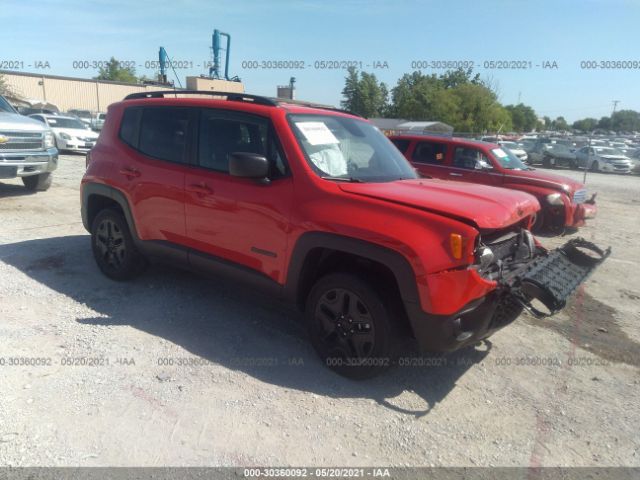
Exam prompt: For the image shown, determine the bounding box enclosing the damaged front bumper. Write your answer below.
[500,238,610,318]
[408,235,610,352]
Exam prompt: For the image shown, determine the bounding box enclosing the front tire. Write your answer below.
[91,209,146,280]
[590,160,600,172]
[22,173,52,191]
[306,273,392,379]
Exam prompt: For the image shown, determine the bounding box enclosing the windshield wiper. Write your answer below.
[320,176,363,183]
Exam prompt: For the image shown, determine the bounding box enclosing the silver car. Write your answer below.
[575,146,632,174]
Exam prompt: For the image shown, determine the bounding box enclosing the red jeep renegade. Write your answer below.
[81,91,608,378]
[390,135,597,233]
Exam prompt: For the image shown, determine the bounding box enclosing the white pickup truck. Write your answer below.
[0,95,58,191]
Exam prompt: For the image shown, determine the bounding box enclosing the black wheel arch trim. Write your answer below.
[82,183,139,239]
[284,231,421,309]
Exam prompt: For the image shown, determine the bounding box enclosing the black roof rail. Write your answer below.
[123,90,278,107]
[123,89,360,116]
[273,98,360,117]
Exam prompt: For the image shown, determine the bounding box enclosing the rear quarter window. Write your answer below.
[119,107,142,148]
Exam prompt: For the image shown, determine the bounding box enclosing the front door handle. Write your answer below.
[449,172,463,177]
[119,167,140,178]
[187,183,213,195]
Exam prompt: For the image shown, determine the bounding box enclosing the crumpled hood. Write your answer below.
[338,179,540,229]
[503,168,584,194]
[0,112,49,132]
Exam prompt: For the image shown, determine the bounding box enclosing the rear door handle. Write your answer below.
[449,172,463,177]
[187,183,213,195]
[119,167,140,178]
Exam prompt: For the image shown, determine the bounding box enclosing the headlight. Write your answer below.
[477,246,495,269]
[60,133,72,140]
[43,131,55,148]
[546,193,564,205]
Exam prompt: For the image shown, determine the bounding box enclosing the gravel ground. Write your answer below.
[0,155,638,467]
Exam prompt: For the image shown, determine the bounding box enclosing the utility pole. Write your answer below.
[611,100,620,131]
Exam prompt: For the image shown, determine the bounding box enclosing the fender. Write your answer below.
[81,182,139,238]
[284,231,421,310]
[503,182,572,225]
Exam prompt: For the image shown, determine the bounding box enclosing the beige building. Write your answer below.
[0,70,244,113]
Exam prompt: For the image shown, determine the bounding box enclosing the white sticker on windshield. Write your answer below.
[492,148,508,158]
[295,121,339,145]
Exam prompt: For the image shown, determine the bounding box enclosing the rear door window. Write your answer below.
[137,107,190,163]
[412,141,448,164]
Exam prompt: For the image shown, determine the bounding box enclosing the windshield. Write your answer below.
[491,147,528,170]
[0,96,17,113]
[289,114,417,182]
[46,117,88,129]
[500,142,519,149]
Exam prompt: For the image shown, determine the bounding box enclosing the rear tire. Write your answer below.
[91,209,146,280]
[590,160,599,172]
[569,159,577,169]
[22,173,52,191]
[306,273,392,379]
[542,156,553,168]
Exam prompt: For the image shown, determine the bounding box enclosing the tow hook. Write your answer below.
[502,238,611,318]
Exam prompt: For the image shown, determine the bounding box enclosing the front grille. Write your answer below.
[573,189,587,204]
[0,131,44,151]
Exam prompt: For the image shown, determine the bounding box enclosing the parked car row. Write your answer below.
[490,135,640,174]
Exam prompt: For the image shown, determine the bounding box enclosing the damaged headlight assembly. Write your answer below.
[546,192,565,205]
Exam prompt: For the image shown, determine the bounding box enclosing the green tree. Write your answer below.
[611,110,640,132]
[94,57,138,83]
[449,83,512,133]
[551,116,569,131]
[572,117,598,132]
[543,116,552,129]
[597,116,612,130]
[440,68,482,89]
[386,69,512,133]
[340,67,388,118]
[504,103,538,132]
[389,71,448,120]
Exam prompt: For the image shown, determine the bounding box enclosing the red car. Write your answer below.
[390,135,597,232]
[81,91,607,378]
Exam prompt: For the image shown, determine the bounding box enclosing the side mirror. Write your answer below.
[229,152,269,179]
